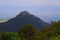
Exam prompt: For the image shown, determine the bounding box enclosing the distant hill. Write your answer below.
[0,20,8,23]
[0,11,50,32]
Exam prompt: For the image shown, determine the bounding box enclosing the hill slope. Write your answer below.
[0,11,49,32]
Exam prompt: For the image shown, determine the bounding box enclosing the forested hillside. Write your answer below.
[0,20,60,40]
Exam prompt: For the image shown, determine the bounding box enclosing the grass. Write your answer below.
[50,35,60,40]
[55,35,60,40]
[0,32,21,40]
[50,36,56,40]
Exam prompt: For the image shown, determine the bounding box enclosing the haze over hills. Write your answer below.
[0,6,60,23]
[0,11,50,32]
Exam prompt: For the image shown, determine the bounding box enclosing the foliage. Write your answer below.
[0,20,60,40]
[18,24,36,40]
[0,32,21,40]
[49,36,56,40]
[55,35,60,40]
[18,20,60,40]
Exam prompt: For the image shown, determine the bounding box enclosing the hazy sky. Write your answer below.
[0,0,60,23]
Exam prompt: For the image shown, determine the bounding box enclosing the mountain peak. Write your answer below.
[0,11,50,32]
[19,11,30,16]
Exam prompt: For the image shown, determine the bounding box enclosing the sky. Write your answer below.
[0,0,60,23]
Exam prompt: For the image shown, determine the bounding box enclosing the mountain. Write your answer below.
[0,11,50,32]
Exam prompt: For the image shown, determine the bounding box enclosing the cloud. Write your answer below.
[0,0,60,6]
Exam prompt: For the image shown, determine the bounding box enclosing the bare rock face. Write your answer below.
[17,11,30,16]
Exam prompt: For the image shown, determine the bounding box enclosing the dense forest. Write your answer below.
[0,20,60,40]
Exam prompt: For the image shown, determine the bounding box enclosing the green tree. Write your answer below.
[51,20,60,35]
[18,24,36,40]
